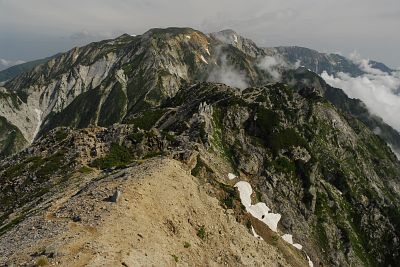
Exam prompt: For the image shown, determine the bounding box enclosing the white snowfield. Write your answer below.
[200,55,208,64]
[282,234,302,250]
[233,34,238,43]
[228,173,237,180]
[234,179,313,267]
[234,181,281,232]
[251,226,264,240]
[307,255,314,267]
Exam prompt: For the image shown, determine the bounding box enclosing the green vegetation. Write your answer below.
[267,128,307,155]
[171,254,179,263]
[0,214,26,236]
[35,256,49,266]
[143,151,164,159]
[210,107,235,165]
[0,91,22,108]
[54,128,69,142]
[128,109,166,130]
[131,131,145,142]
[0,55,56,82]
[220,183,239,209]
[90,143,133,169]
[78,165,94,174]
[42,88,102,132]
[314,189,374,266]
[268,157,295,174]
[0,116,27,156]
[3,151,68,181]
[98,83,127,127]
[191,156,213,177]
[183,242,191,248]
[35,151,66,180]
[245,107,307,155]
[255,108,280,135]
[197,225,206,240]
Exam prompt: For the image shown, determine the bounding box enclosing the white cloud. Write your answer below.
[207,52,248,90]
[256,55,302,81]
[256,55,291,81]
[321,56,400,133]
[69,30,122,41]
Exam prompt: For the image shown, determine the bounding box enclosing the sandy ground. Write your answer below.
[1,158,297,266]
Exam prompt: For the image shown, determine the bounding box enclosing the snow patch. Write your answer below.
[282,234,293,243]
[228,173,237,180]
[251,226,264,240]
[233,34,238,43]
[282,234,303,250]
[235,180,313,266]
[293,243,303,250]
[307,254,314,267]
[235,181,253,207]
[32,108,42,143]
[234,181,281,232]
[200,55,208,64]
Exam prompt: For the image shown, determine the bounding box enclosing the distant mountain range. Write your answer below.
[0,55,60,83]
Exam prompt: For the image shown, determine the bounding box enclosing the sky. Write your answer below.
[0,0,400,70]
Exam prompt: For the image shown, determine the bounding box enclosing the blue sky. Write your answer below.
[1,0,399,69]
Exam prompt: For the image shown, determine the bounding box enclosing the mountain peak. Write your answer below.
[210,29,241,45]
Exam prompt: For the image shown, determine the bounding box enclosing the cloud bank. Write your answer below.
[321,55,400,133]
[1,0,400,67]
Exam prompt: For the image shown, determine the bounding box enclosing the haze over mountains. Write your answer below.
[0,27,400,266]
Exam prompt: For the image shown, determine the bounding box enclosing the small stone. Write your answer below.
[110,190,122,203]
[72,215,81,222]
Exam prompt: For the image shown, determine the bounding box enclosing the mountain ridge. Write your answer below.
[1,27,400,266]
[1,81,400,266]
[0,27,399,158]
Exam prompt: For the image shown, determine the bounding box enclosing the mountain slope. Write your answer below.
[282,67,400,154]
[1,28,400,266]
[1,28,399,160]
[1,158,301,267]
[1,81,400,266]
